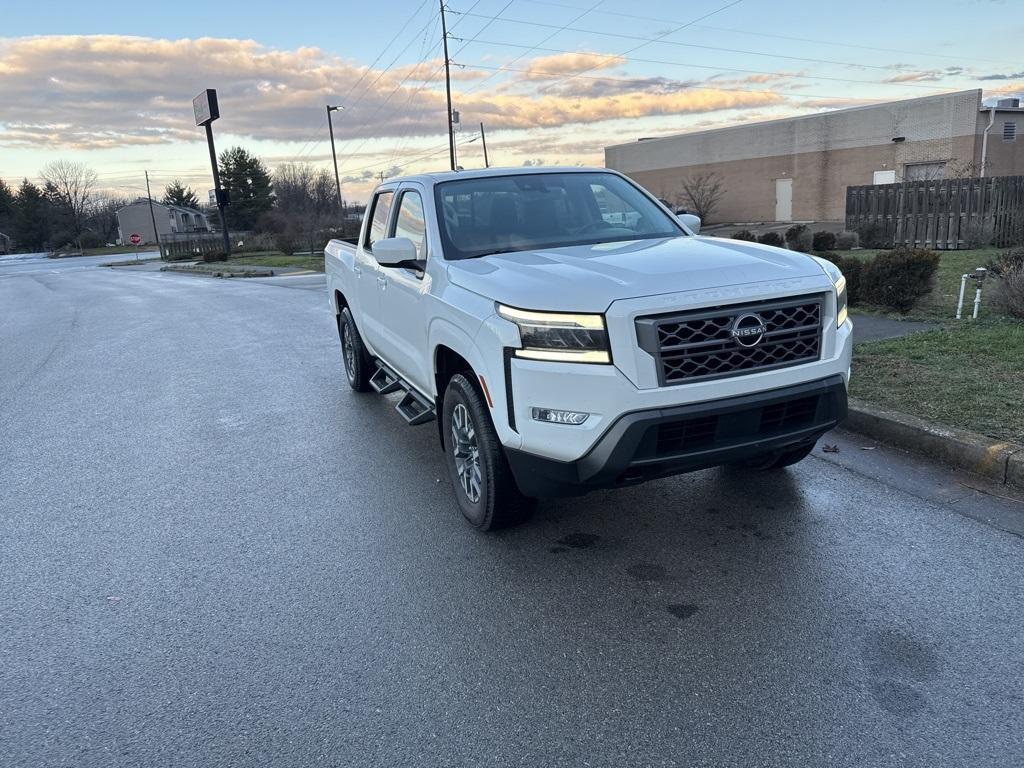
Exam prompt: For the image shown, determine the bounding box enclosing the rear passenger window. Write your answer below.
[365,191,394,249]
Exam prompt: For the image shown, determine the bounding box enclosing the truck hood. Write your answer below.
[445,236,826,312]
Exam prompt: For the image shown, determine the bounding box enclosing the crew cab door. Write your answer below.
[356,188,396,355]
[374,185,432,394]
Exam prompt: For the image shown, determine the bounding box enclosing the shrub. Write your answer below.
[856,222,887,249]
[731,229,758,242]
[986,247,1024,279]
[785,224,811,251]
[837,257,864,306]
[835,231,859,251]
[812,230,836,251]
[993,266,1024,319]
[758,231,784,248]
[859,247,940,312]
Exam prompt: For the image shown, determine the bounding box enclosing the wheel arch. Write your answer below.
[433,344,476,451]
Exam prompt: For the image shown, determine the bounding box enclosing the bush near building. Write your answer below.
[812,230,836,251]
[758,232,784,247]
[988,247,1024,319]
[835,231,859,250]
[731,229,758,241]
[785,224,812,251]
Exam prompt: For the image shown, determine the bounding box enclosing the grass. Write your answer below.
[204,251,325,272]
[842,247,1001,322]
[851,319,1024,443]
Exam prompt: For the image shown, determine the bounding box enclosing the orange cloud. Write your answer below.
[522,51,625,80]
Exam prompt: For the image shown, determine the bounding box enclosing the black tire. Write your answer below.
[338,308,372,392]
[737,441,816,471]
[442,373,535,530]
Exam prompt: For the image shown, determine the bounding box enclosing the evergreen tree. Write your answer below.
[0,179,14,237]
[162,179,200,209]
[11,180,52,251]
[218,147,273,230]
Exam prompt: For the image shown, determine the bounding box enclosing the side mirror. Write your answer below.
[677,213,701,234]
[372,237,417,267]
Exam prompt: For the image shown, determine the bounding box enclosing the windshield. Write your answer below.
[434,171,685,260]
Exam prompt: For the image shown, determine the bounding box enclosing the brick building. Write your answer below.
[605,90,1024,223]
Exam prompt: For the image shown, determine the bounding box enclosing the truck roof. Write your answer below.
[375,165,615,189]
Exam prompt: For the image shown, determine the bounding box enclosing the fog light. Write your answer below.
[531,408,590,425]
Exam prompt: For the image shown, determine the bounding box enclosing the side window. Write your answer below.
[393,191,427,260]
[364,191,394,249]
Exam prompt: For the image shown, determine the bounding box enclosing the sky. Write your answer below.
[1,0,1021,203]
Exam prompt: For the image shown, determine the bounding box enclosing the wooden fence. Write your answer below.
[845,175,1024,250]
[160,232,224,261]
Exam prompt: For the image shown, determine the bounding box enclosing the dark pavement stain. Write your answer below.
[556,533,601,549]
[667,604,699,621]
[626,562,668,582]
[862,628,941,716]
[548,547,569,554]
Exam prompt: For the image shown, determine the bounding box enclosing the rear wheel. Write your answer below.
[339,308,371,392]
[737,441,816,471]
[442,373,535,530]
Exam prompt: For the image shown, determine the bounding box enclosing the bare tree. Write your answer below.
[41,160,98,250]
[268,163,336,255]
[88,194,129,245]
[678,172,725,222]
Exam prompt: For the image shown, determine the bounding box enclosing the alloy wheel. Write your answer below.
[450,403,482,503]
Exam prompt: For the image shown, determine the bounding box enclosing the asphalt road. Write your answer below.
[2,259,1023,767]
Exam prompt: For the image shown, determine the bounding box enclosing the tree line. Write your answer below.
[1,146,360,254]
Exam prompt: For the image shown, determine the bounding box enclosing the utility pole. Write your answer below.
[439,0,456,171]
[480,122,489,168]
[327,105,345,215]
[144,171,163,260]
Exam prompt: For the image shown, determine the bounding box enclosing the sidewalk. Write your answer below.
[850,312,940,343]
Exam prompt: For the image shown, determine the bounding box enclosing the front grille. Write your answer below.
[636,295,824,385]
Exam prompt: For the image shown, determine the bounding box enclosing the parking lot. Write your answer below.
[2,257,1023,767]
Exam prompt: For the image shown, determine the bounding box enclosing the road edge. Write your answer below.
[845,398,1024,490]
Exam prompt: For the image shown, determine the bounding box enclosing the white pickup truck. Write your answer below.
[325,167,851,530]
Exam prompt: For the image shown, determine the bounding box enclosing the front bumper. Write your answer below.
[505,375,847,497]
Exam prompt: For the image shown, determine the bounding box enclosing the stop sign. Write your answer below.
[129,233,141,245]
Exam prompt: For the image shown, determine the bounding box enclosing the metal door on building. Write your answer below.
[774,178,792,221]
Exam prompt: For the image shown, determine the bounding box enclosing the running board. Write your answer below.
[370,360,436,426]
[396,391,435,426]
[369,367,402,394]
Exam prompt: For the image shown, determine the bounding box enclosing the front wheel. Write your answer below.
[442,373,535,530]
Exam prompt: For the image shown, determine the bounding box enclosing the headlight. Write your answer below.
[812,256,848,328]
[497,304,611,363]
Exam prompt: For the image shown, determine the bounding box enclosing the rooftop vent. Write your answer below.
[997,98,1021,109]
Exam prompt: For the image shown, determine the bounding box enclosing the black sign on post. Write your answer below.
[194,88,230,257]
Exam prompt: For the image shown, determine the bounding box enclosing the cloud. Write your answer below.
[881,66,964,83]
[521,51,625,80]
[0,35,786,154]
[980,71,1024,80]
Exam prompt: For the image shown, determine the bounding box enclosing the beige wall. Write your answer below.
[608,90,986,224]
[978,110,1024,176]
[626,134,979,223]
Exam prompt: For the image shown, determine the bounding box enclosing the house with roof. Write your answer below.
[115,199,210,245]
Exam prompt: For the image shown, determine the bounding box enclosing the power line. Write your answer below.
[511,0,1020,68]
[458,0,605,98]
[448,9,947,74]
[449,60,934,107]
[450,37,957,92]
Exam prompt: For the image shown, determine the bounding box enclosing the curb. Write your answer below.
[160,265,274,278]
[845,398,1024,490]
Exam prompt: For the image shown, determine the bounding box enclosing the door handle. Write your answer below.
[353,265,362,277]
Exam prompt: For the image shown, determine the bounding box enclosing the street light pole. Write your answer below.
[327,105,345,215]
